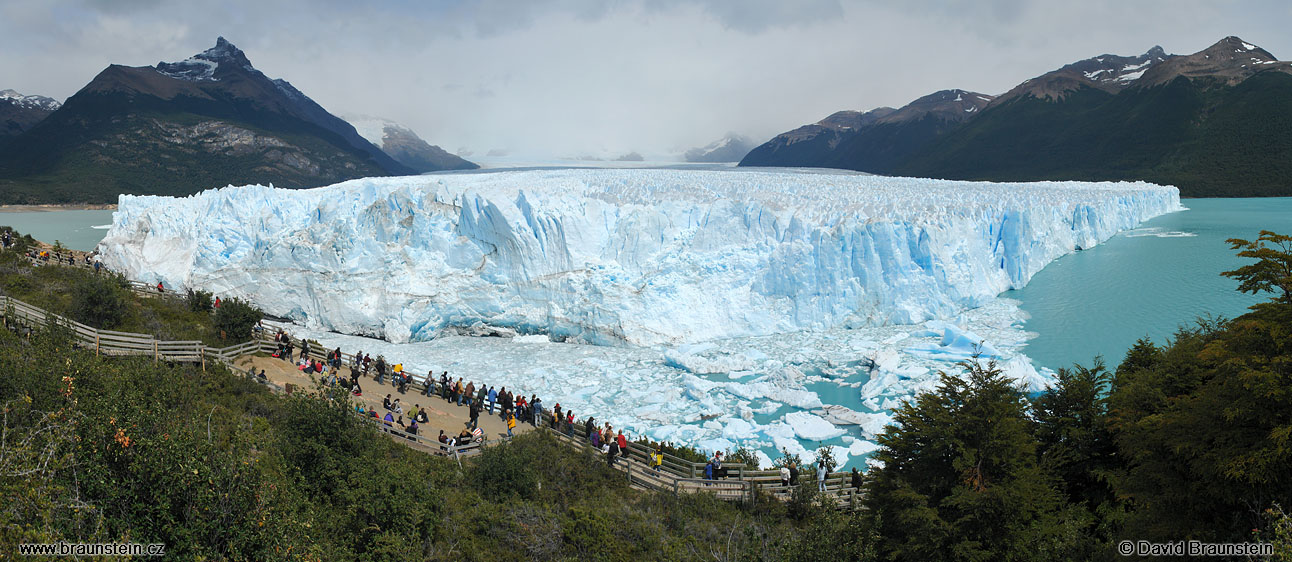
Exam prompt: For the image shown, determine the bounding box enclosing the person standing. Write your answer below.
[607,436,619,467]
[780,465,791,488]
[464,381,476,407]
[506,413,517,438]
[616,430,628,458]
[487,386,497,415]
[651,447,664,472]
[476,385,487,412]
[468,398,481,430]
[851,467,863,491]
[817,461,827,492]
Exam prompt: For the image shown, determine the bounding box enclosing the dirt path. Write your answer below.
[235,354,531,443]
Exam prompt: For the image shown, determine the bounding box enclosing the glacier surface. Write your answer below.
[97,168,1182,469]
[99,169,1181,347]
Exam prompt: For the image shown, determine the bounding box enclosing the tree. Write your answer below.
[1031,360,1123,547]
[865,359,1083,561]
[212,297,261,343]
[1224,230,1292,306]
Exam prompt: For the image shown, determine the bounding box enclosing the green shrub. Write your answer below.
[70,272,130,328]
[185,288,213,312]
[212,297,261,343]
[472,440,540,502]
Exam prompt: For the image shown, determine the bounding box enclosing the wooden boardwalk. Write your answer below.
[1,290,868,509]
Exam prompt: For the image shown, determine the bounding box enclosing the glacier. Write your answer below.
[97,168,1182,469]
[98,169,1180,347]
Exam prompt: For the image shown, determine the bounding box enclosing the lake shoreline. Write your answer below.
[0,203,117,212]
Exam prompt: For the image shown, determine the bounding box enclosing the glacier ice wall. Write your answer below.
[98,169,1181,346]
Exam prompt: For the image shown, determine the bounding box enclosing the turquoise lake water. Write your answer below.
[1006,197,1292,372]
[0,209,116,251]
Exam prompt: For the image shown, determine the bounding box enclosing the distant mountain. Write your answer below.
[740,89,991,171]
[0,37,414,204]
[0,89,60,140]
[345,115,477,173]
[989,46,1169,105]
[684,134,753,163]
[742,36,1292,197]
[896,37,1292,197]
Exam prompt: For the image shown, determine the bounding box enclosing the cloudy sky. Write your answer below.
[2,0,1288,160]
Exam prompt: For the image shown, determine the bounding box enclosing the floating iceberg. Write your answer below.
[99,169,1181,347]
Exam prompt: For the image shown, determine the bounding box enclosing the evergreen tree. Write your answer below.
[1031,360,1123,551]
[866,359,1083,561]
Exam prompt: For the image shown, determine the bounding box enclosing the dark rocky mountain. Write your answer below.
[741,36,1292,197]
[0,89,60,140]
[0,37,415,203]
[684,134,753,162]
[895,37,1292,197]
[345,115,477,173]
[738,107,893,168]
[739,89,991,171]
[1136,36,1282,87]
[990,46,1169,105]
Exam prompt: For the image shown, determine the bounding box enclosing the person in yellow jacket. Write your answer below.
[650,447,664,472]
[506,413,517,437]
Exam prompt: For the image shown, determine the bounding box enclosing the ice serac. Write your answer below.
[98,169,1182,346]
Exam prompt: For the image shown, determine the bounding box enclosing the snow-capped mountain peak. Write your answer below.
[155,37,255,81]
[0,89,61,111]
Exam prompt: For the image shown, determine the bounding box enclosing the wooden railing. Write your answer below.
[1,295,206,365]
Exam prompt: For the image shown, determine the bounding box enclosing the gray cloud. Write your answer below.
[1,0,1288,160]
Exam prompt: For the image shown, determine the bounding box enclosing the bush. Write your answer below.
[212,297,261,343]
[70,272,130,328]
[472,440,539,502]
[185,288,213,313]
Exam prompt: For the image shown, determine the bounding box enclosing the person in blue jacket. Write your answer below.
[487,386,498,414]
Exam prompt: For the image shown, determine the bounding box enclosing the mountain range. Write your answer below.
[0,38,474,204]
[741,36,1292,197]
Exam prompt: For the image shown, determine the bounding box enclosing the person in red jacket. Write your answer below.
[616,430,628,458]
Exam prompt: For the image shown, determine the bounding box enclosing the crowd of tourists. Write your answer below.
[263,328,867,495]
